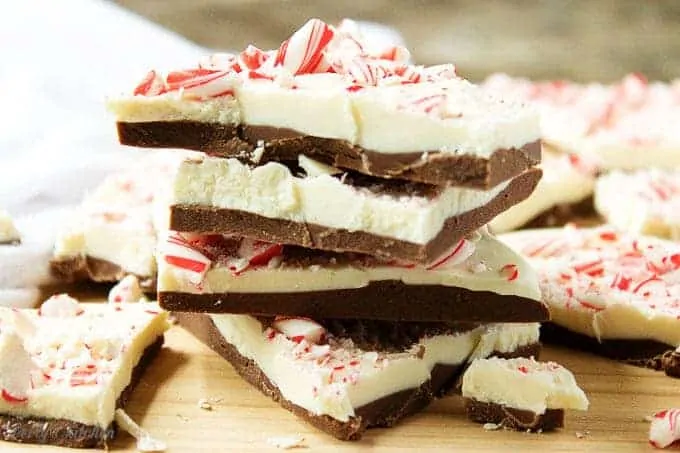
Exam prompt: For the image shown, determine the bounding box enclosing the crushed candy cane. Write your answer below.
[649,408,680,448]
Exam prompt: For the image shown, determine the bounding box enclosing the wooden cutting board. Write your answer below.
[3,315,675,452]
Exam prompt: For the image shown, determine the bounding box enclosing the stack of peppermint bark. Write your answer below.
[108,19,588,440]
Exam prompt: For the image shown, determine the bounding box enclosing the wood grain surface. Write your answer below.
[3,318,673,452]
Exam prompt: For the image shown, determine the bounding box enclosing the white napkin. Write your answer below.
[0,2,405,307]
[0,0,204,306]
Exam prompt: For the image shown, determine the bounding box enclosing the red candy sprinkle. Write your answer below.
[1,389,27,404]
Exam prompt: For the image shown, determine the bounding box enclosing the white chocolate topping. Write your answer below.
[595,169,680,240]
[502,226,680,346]
[0,299,169,428]
[462,357,589,414]
[157,229,541,302]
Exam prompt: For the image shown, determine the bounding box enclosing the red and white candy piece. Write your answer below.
[165,69,235,99]
[0,328,34,404]
[275,18,336,75]
[38,294,84,318]
[238,45,271,71]
[198,52,242,72]
[223,239,284,275]
[650,408,680,448]
[108,275,144,304]
[427,238,476,270]
[272,317,326,344]
[421,64,457,81]
[133,70,165,96]
[164,233,212,286]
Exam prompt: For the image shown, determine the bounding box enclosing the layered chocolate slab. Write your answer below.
[158,229,548,322]
[483,73,680,170]
[501,225,680,375]
[0,296,169,448]
[176,312,541,440]
[462,357,588,432]
[109,19,541,188]
[490,151,597,233]
[168,154,542,264]
[51,151,188,285]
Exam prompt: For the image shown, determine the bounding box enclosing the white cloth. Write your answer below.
[0,0,204,306]
[0,1,404,307]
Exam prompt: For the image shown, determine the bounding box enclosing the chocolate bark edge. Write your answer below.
[169,167,543,264]
[520,195,596,230]
[174,312,541,441]
[0,337,163,449]
[117,120,540,188]
[50,255,156,292]
[463,398,565,432]
[540,322,680,377]
[159,281,549,323]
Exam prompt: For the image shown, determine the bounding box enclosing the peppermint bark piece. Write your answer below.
[490,151,596,233]
[109,19,541,188]
[483,73,680,170]
[176,312,540,440]
[0,295,169,448]
[50,152,188,286]
[501,225,680,376]
[168,154,542,264]
[157,229,548,322]
[461,357,588,431]
[596,169,680,240]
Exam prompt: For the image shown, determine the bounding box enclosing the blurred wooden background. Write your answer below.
[115,0,680,82]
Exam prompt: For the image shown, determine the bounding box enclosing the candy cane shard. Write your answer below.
[275,18,336,75]
[162,232,212,286]
[649,409,680,448]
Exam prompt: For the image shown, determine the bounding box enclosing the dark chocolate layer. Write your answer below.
[175,312,540,440]
[170,167,542,264]
[0,337,163,449]
[522,195,596,230]
[540,322,680,378]
[159,280,549,322]
[463,398,565,432]
[117,120,541,188]
[49,255,155,291]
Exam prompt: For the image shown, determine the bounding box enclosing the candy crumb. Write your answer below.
[483,423,502,431]
[197,398,213,411]
[575,431,589,439]
[266,435,307,449]
[644,415,655,422]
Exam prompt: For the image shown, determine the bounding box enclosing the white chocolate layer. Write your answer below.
[352,78,539,155]
[490,151,596,233]
[501,226,680,346]
[158,228,541,302]
[462,357,588,414]
[595,169,680,240]
[0,301,169,428]
[110,74,539,158]
[171,154,511,246]
[210,314,540,422]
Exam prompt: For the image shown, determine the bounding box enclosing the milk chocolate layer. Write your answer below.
[49,256,155,291]
[463,398,564,432]
[541,323,680,378]
[0,337,163,449]
[175,312,540,440]
[117,120,541,188]
[170,167,542,264]
[160,280,549,322]
[522,195,596,230]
